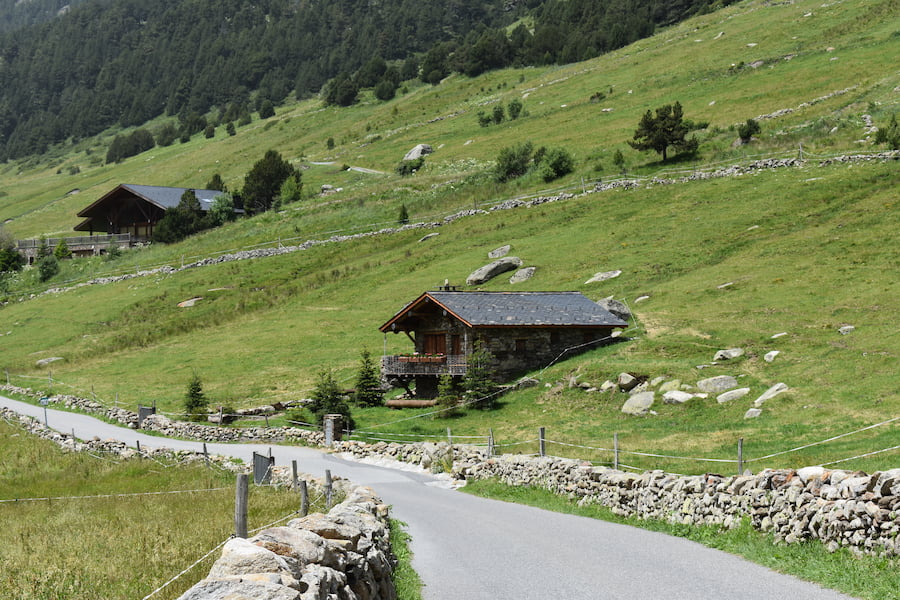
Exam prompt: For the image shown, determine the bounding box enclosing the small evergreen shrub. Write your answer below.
[183,373,209,421]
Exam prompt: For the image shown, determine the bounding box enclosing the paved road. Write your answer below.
[1,396,857,600]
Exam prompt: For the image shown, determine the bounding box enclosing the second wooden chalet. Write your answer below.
[379,289,629,397]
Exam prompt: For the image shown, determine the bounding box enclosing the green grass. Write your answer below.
[0,0,897,472]
[0,419,326,600]
[461,479,900,600]
[390,519,425,600]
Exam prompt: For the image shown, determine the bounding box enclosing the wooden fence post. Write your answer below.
[136,440,141,454]
[613,433,619,470]
[299,480,309,516]
[447,427,453,446]
[539,427,546,457]
[737,437,744,475]
[325,470,333,510]
[291,460,299,491]
[235,474,249,539]
[488,428,494,457]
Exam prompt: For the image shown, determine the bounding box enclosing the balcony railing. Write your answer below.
[17,233,133,249]
[381,354,467,377]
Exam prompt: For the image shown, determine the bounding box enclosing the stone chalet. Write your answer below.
[379,289,628,397]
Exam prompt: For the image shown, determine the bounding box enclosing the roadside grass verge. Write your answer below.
[0,420,325,600]
[390,519,425,600]
[461,479,900,600]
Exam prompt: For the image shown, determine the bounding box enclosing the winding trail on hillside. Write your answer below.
[0,396,857,600]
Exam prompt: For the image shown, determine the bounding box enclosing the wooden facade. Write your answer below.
[74,184,226,240]
[380,289,628,398]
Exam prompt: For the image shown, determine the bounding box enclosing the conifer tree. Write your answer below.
[353,350,384,408]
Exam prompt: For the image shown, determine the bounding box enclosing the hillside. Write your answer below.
[0,0,897,473]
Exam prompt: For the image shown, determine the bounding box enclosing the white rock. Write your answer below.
[753,383,789,407]
[797,466,826,483]
[634,295,650,303]
[713,348,744,361]
[717,388,751,403]
[585,270,622,284]
[744,408,762,419]
[488,244,511,259]
[621,392,655,415]
[697,375,738,393]
[663,390,694,404]
[839,325,855,335]
[771,332,788,339]
[764,350,780,363]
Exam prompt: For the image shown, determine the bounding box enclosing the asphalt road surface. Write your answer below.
[1,395,857,600]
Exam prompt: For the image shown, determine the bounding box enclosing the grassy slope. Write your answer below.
[0,419,313,600]
[0,0,898,472]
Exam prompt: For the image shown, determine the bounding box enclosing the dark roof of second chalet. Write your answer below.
[76,184,225,218]
[380,291,628,331]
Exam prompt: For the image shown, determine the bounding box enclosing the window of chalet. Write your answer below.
[423,333,445,355]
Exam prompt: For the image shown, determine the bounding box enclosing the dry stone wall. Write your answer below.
[335,440,900,558]
[177,486,397,600]
[5,385,897,558]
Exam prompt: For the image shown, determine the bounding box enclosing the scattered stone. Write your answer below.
[744,408,762,419]
[35,357,64,367]
[659,379,682,393]
[585,270,621,284]
[621,391,655,415]
[596,297,631,322]
[764,351,780,363]
[466,257,523,285]
[663,390,694,404]
[649,376,666,388]
[403,144,433,161]
[697,375,739,394]
[628,381,650,395]
[178,297,203,307]
[509,267,536,284]
[713,348,745,361]
[753,383,789,407]
[716,388,750,404]
[617,372,647,392]
[418,233,439,243]
[839,325,855,335]
[599,380,617,392]
[634,295,650,303]
[717,282,734,289]
[488,245,511,259]
[771,332,789,339]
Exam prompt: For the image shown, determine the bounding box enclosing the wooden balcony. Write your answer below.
[381,354,468,377]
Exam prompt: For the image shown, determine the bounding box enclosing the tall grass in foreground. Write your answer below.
[462,479,900,600]
[0,420,321,600]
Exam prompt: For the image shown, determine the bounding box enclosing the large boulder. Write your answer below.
[716,387,750,403]
[753,382,789,407]
[697,375,738,394]
[466,257,523,285]
[585,270,621,284]
[662,390,694,404]
[403,144,433,161]
[597,297,631,322]
[621,391,655,415]
[488,245,511,259]
[713,348,744,361]
[509,267,536,284]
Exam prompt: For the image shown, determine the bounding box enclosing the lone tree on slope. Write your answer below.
[628,101,698,161]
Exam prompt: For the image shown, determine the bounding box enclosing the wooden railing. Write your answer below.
[381,354,468,376]
[17,233,133,249]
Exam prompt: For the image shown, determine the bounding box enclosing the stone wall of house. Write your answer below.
[474,327,618,378]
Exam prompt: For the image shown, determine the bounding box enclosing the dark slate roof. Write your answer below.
[381,291,628,331]
[119,184,224,210]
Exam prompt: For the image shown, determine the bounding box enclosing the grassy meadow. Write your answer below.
[0,419,324,600]
[0,0,897,475]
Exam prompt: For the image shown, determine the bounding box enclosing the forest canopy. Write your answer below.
[0,0,735,160]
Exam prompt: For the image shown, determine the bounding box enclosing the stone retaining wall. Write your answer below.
[334,440,900,558]
[177,486,397,600]
[5,386,897,558]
